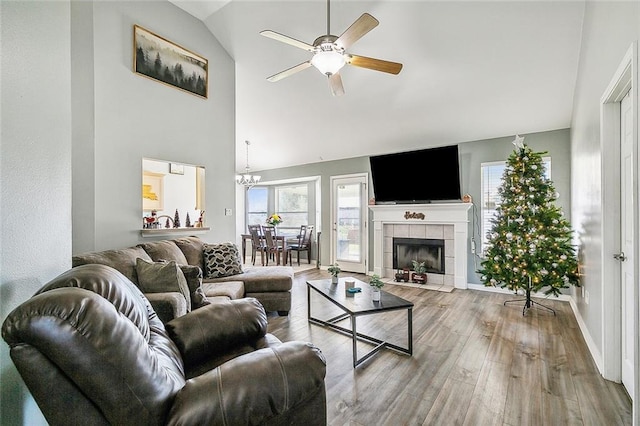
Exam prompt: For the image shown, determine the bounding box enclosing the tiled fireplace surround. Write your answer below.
[369,203,472,290]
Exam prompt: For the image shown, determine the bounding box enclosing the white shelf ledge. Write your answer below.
[140,227,210,237]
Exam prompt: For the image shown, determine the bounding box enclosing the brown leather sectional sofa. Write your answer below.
[72,236,293,322]
[2,263,327,425]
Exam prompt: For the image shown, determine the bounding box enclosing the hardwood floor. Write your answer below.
[266,269,632,425]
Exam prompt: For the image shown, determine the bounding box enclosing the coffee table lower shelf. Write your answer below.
[306,279,413,368]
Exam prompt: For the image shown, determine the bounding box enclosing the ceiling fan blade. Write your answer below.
[260,30,315,52]
[328,73,345,97]
[266,61,312,82]
[335,13,379,50]
[347,54,403,75]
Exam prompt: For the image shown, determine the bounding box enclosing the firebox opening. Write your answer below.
[393,237,445,274]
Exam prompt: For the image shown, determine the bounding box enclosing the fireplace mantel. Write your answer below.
[369,203,472,289]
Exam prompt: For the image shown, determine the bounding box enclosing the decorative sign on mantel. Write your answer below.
[404,211,425,220]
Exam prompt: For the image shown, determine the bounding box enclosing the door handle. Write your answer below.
[614,252,627,262]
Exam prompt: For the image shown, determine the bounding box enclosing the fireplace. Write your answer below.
[369,203,472,289]
[393,238,445,274]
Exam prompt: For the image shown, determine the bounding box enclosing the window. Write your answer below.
[246,187,268,227]
[480,157,551,253]
[275,184,308,233]
[245,181,314,237]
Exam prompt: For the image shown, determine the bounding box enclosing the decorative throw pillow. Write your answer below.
[135,258,191,311]
[179,264,211,310]
[203,242,243,279]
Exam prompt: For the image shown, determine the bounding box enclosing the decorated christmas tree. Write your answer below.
[477,135,580,313]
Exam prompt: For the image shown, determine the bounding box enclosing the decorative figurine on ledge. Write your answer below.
[195,210,205,228]
[174,209,181,228]
[143,210,159,229]
[395,269,410,282]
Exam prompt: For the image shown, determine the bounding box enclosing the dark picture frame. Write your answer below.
[133,25,208,99]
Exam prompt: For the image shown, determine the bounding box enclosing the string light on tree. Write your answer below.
[477,135,580,315]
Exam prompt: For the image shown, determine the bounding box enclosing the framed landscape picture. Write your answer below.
[133,25,208,98]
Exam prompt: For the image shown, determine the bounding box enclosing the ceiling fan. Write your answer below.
[260,0,403,96]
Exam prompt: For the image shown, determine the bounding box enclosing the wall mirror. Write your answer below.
[142,158,205,230]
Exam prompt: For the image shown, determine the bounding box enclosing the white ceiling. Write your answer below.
[169,0,585,172]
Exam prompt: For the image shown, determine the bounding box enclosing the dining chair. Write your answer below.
[263,226,289,266]
[248,224,267,265]
[288,225,314,266]
[261,225,277,263]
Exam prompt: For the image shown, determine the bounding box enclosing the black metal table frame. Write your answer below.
[307,283,413,368]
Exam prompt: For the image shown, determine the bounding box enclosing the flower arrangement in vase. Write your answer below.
[369,274,384,301]
[327,263,341,284]
[266,213,283,227]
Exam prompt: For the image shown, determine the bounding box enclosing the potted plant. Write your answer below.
[328,263,341,284]
[412,260,427,284]
[369,274,384,301]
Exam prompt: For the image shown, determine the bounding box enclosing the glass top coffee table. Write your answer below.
[307,277,413,368]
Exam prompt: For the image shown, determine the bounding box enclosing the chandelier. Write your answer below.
[236,140,261,188]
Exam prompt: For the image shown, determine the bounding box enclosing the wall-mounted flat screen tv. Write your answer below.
[369,144,462,204]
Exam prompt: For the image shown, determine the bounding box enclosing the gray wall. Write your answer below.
[1,1,236,424]
[72,1,236,254]
[1,2,72,424]
[570,1,640,365]
[254,128,572,281]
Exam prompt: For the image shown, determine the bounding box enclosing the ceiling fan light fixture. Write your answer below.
[311,50,346,75]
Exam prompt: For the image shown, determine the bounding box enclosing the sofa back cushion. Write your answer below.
[72,246,152,285]
[138,240,188,265]
[173,236,205,270]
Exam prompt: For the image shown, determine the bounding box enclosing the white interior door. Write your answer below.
[619,90,635,401]
[330,174,367,273]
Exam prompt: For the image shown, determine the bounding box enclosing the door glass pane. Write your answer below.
[336,183,361,263]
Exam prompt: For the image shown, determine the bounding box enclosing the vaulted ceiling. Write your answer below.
[169,1,585,172]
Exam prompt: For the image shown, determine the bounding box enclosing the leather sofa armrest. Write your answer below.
[165,297,267,367]
[166,341,326,426]
[145,292,189,323]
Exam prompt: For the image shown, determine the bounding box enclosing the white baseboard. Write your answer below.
[568,296,604,375]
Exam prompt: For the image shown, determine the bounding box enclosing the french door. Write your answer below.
[330,174,367,273]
